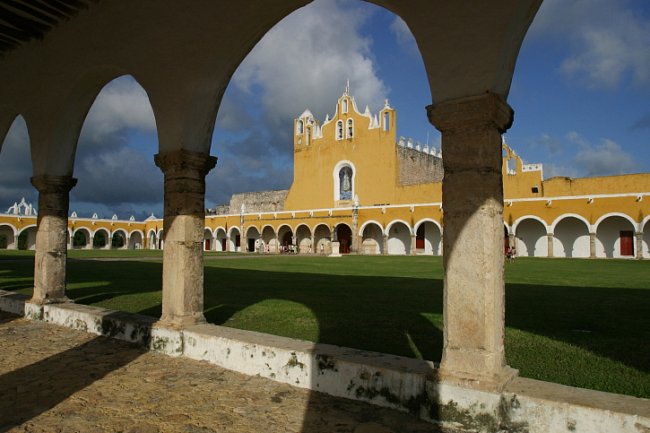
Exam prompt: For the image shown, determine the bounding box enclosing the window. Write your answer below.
[339,166,353,200]
[305,127,311,146]
[296,120,303,134]
[342,99,348,113]
[336,120,343,140]
[346,119,354,139]
[383,112,390,131]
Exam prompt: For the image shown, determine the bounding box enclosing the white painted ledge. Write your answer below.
[0,289,648,433]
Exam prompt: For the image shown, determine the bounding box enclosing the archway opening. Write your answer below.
[515,218,548,257]
[596,216,635,258]
[361,222,383,255]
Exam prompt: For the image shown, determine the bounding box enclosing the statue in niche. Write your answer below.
[339,166,352,200]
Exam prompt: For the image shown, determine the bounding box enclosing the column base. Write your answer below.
[438,364,518,393]
[157,312,207,329]
[28,295,73,306]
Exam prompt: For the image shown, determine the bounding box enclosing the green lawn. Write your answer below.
[1,251,648,398]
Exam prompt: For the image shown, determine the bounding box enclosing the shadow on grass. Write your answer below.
[1,258,649,385]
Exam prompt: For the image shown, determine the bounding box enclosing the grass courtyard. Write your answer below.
[0,250,648,399]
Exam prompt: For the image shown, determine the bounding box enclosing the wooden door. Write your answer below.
[620,231,634,256]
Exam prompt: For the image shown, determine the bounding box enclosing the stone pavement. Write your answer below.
[0,311,453,433]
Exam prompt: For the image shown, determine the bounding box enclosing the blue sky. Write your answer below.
[1,0,649,219]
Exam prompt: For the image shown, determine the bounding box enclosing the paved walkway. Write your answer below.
[0,311,452,433]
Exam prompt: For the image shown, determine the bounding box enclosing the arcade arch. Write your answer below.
[414,219,442,255]
[513,216,548,257]
[245,226,261,252]
[73,228,91,249]
[335,223,352,254]
[204,228,214,251]
[93,228,110,249]
[313,224,331,255]
[386,220,412,255]
[261,225,277,253]
[595,214,636,258]
[147,230,157,250]
[128,230,143,249]
[17,225,37,250]
[0,224,16,249]
[111,229,127,249]
[360,220,383,255]
[228,227,241,252]
[552,216,590,258]
[295,224,312,254]
[215,228,227,252]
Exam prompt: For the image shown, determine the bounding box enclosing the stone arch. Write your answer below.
[386,220,412,255]
[73,227,91,249]
[513,216,549,257]
[552,216,590,258]
[261,225,277,253]
[111,228,128,249]
[16,225,37,251]
[361,221,383,255]
[334,223,352,254]
[295,224,312,254]
[277,224,294,252]
[414,219,442,255]
[128,230,144,249]
[0,223,17,249]
[313,224,331,255]
[215,227,227,252]
[31,67,135,178]
[245,226,261,252]
[147,229,157,250]
[157,229,164,250]
[228,227,241,252]
[204,228,214,251]
[92,228,110,249]
[595,214,636,258]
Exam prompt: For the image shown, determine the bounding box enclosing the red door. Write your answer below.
[416,225,425,249]
[620,231,634,256]
[204,238,211,251]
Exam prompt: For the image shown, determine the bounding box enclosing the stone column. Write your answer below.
[428,92,516,391]
[636,232,643,259]
[30,175,77,304]
[382,234,388,255]
[410,233,417,255]
[154,150,217,327]
[547,233,554,258]
[589,232,597,258]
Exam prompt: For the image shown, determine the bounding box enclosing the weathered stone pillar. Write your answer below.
[382,234,388,255]
[636,232,643,259]
[547,233,554,258]
[154,150,217,327]
[410,233,417,255]
[30,175,78,304]
[589,232,597,258]
[428,92,516,391]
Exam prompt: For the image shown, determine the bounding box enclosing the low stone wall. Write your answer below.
[1,290,648,433]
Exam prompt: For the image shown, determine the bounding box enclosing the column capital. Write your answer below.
[427,92,513,134]
[154,149,217,177]
[30,175,77,194]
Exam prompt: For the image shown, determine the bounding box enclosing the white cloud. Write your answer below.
[530,0,650,89]
[567,132,639,176]
[231,0,388,125]
[389,17,418,57]
[80,76,157,143]
[0,117,37,206]
[530,133,563,156]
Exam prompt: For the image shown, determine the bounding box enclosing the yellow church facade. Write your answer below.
[1,90,649,259]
